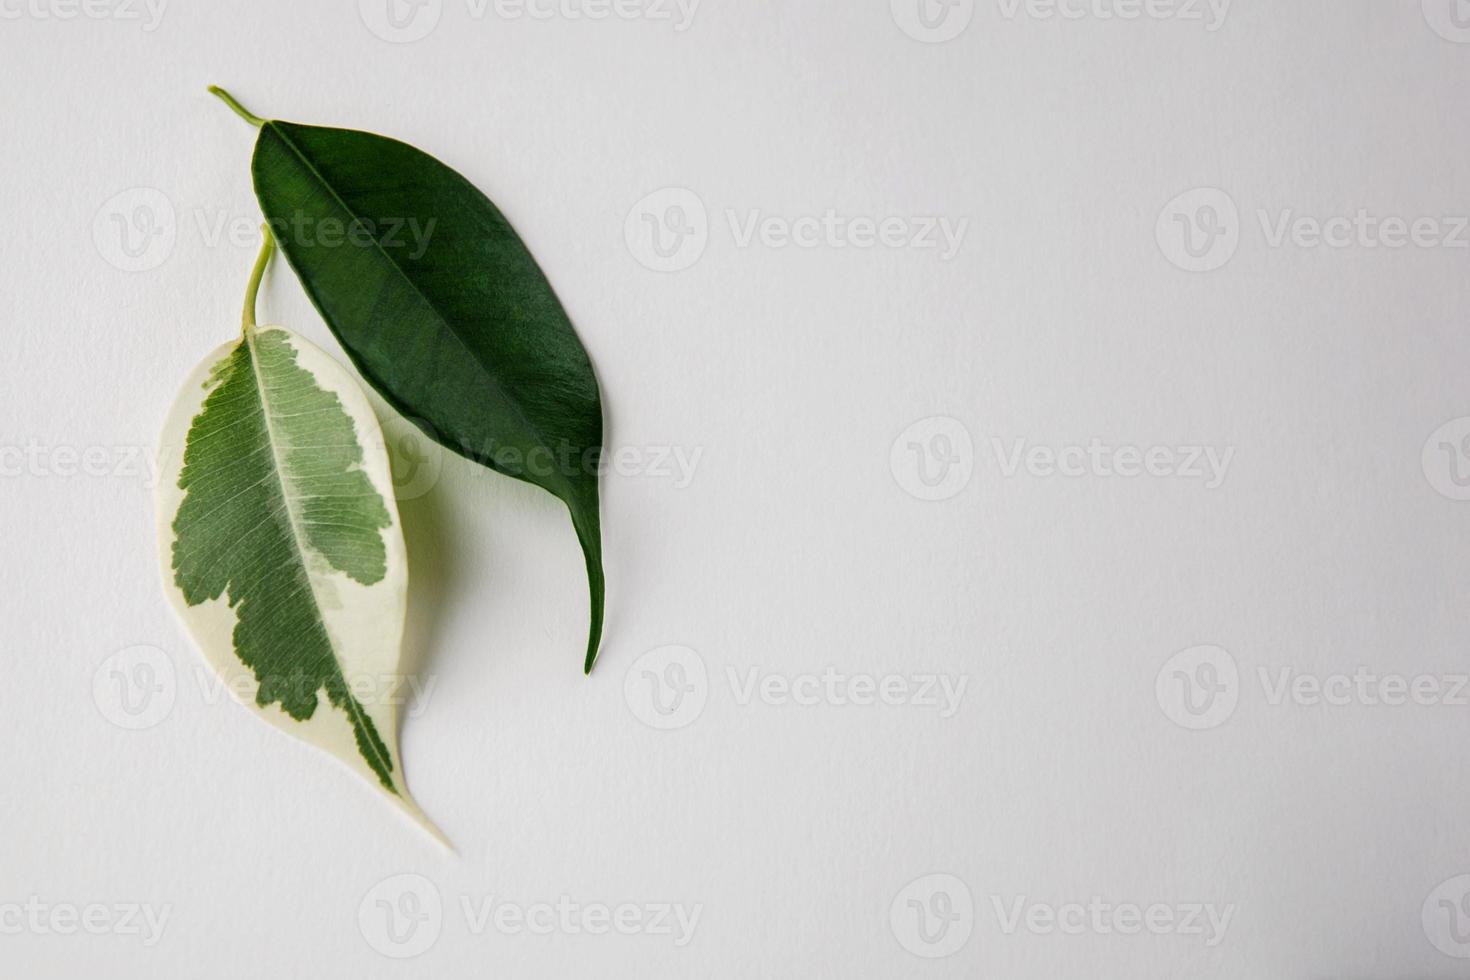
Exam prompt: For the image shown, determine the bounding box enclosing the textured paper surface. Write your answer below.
[3,1,1470,976]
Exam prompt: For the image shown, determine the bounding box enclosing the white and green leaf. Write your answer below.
[156,232,444,844]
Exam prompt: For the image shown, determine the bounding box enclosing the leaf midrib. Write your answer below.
[263,122,576,498]
[241,326,395,785]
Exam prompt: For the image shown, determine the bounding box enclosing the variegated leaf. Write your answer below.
[156,234,443,844]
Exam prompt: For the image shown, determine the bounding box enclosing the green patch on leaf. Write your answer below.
[171,327,397,791]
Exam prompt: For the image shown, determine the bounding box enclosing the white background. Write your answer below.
[4,0,1470,976]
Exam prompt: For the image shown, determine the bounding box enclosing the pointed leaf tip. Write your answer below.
[158,304,435,839]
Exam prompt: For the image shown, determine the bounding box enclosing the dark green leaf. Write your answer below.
[245,111,605,672]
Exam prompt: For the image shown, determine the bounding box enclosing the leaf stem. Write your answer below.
[242,226,275,334]
[208,85,265,128]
